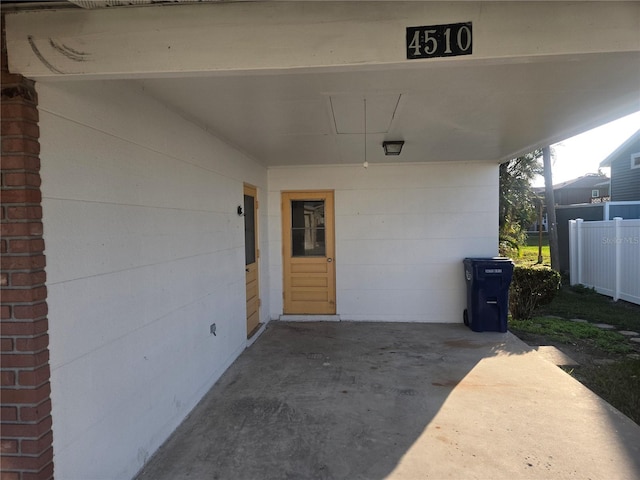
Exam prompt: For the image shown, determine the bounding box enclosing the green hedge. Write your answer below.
[509,266,561,320]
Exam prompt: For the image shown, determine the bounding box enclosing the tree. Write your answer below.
[499,150,544,253]
[543,146,560,270]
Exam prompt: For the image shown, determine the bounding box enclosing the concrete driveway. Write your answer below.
[136,322,640,480]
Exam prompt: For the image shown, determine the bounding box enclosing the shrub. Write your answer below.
[498,237,519,258]
[509,266,561,320]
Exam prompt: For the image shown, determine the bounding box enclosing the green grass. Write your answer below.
[508,284,640,426]
[511,233,550,266]
[515,244,551,267]
[537,285,640,331]
[509,316,632,354]
[570,359,640,426]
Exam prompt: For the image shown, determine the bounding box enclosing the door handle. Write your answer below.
[246,268,250,272]
[327,258,333,263]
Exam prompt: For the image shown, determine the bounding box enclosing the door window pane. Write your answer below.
[244,194,256,265]
[291,200,325,257]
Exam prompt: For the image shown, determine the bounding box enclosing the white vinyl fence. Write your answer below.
[569,217,640,305]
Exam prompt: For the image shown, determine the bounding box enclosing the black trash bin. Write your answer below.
[463,257,514,332]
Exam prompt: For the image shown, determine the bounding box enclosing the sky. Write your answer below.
[531,110,640,188]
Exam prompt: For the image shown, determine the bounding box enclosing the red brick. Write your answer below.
[0,382,50,404]
[0,223,28,236]
[0,103,39,122]
[1,338,14,351]
[1,370,16,386]
[0,439,19,454]
[0,354,35,368]
[20,399,51,422]
[7,206,42,220]
[11,271,46,287]
[1,138,40,155]
[18,365,49,388]
[0,188,41,203]
[1,26,51,478]
[12,304,48,321]
[0,223,29,238]
[0,318,48,335]
[1,70,27,85]
[1,472,20,480]
[0,286,47,303]
[1,119,39,138]
[5,172,41,188]
[16,335,49,353]
[20,431,53,455]
[0,222,43,237]
[0,446,53,471]
[0,350,48,368]
[0,255,46,271]
[0,155,40,171]
[1,86,37,104]
[8,238,45,253]
[0,416,52,440]
[1,406,18,422]
[23,461,54,480]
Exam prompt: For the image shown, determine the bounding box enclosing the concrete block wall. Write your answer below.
[1,16,54,480]
[36,79,268,480]
[268,163,498,322]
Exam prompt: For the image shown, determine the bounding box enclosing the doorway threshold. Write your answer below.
[279,315,341,322]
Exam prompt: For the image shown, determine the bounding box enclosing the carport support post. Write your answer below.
[1,15,54,480]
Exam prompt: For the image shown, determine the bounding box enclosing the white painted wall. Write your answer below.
[268,163,498,322]
[36,77,497,480]
[38,80,269,480]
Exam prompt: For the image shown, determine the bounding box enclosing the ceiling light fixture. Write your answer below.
[382,141,404,156]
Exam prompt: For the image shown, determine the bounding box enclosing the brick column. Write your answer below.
[1,15,54,480]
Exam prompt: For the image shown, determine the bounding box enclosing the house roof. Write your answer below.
[599,129,640,167]
[532,174,610,194]
[551,174,610,190]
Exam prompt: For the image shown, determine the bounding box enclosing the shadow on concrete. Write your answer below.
[135,322,640,480]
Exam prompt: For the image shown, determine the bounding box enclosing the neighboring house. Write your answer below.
[552,174,610,204]
[1,3,640,480]
[599,129,640,201]
[529,174,609,231]
[533,173,610,207]
[551,133,640,273]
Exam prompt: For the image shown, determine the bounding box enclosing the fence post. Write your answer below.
[569,220,576,285]
[613,217,622,301]
[576,218,583,285]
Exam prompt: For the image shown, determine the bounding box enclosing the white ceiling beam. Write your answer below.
[5,2,640,80]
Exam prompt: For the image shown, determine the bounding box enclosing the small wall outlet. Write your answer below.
[210,323,216,336]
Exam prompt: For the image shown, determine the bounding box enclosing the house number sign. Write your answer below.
[406,22,473,59]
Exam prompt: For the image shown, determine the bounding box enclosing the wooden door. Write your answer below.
[244,184,260,336]
[282,191,336,314]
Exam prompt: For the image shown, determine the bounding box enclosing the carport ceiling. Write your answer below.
[5,2,640,167]
[139,53,640,166]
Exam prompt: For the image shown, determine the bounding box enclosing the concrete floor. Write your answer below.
[136,322,640,480]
